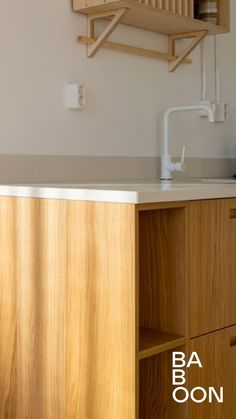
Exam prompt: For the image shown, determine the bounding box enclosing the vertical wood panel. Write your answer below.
[177,0,183,15]
[163,0,170,11]
[16,199,66,419]
[188,0,194,17]
[218,0,230,29]
[229,326,236,418]
[225,200,236,327]
[182,0,188,17]
[169,0,176,13]
[65,202,137,419]
[139,348,187,419]
[0,198,16,419]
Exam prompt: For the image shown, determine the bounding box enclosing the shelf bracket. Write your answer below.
[86,8,127,57]
[168,30,207,72]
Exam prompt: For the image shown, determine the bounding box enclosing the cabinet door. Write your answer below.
[188,199,236,337]
[189,325,236,419]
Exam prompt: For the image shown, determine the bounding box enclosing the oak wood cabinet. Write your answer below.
[189,199,236,337]
[189,325,236,419]
[0,196,236,419]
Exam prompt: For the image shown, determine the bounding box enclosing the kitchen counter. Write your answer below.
[0,180,236,203]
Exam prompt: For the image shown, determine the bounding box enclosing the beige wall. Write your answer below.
[0,0,235,159]
[0,155,234,183]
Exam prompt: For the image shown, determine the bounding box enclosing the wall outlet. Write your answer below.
[65,83,86,109]
[212,102,228,122]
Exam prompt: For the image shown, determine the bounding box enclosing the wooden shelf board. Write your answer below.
[73,0,229,35]
[139,327,186,360]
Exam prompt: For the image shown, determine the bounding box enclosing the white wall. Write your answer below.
[0,0,235,158]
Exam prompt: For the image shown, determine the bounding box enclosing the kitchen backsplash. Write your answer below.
[0,155,234,183]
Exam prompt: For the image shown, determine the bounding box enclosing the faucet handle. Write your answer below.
[173,145,186,173]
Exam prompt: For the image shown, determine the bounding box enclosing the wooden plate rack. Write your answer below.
[73,0,230,72]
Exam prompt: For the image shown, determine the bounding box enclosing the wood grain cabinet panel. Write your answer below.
[0,198,137,419]
[65,201,137,419]
[188,199,236,337]
[189,325,236,419]
[16,198,67,419]
[0,198,17,419]
[140,347,187,419]
[1,196,236,419]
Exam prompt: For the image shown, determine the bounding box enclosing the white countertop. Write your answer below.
[0,180,236,203]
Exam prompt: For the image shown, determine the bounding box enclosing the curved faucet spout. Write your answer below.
[161,105,215,181]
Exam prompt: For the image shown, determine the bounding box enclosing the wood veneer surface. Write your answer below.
[139,207,187,336]
[189,199,236,337]
[0,198,17,419]
[73,0,229,35]
[139,348,187,419]
[0,198,137,419]
[139,327,186,359]
[66,201,137,419]
[189,325,236,419]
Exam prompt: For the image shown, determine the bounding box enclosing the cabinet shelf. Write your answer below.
[139,327,186,360]
[73,0,229,35]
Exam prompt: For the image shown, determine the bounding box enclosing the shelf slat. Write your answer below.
[78,36,192,63]
[73,0,229,35]
[139,327,186,360]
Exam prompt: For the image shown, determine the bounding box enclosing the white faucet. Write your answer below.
[160,105,215,181]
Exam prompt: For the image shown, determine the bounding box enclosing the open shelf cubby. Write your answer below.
[138,205,187,350]
[138,204,187,418]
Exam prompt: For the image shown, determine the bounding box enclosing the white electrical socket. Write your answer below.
[198,100,213,117]
[65,83,86,109]
[212,102,228,122]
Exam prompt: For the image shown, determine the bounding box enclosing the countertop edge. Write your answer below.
[0,184,236,204]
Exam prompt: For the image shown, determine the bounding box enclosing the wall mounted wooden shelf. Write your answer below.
[73,0,229,71]
[74,0,229,35]
[139,328,186,360]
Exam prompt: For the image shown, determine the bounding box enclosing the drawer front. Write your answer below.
[189,325,236,419]
[189,199,236,337]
